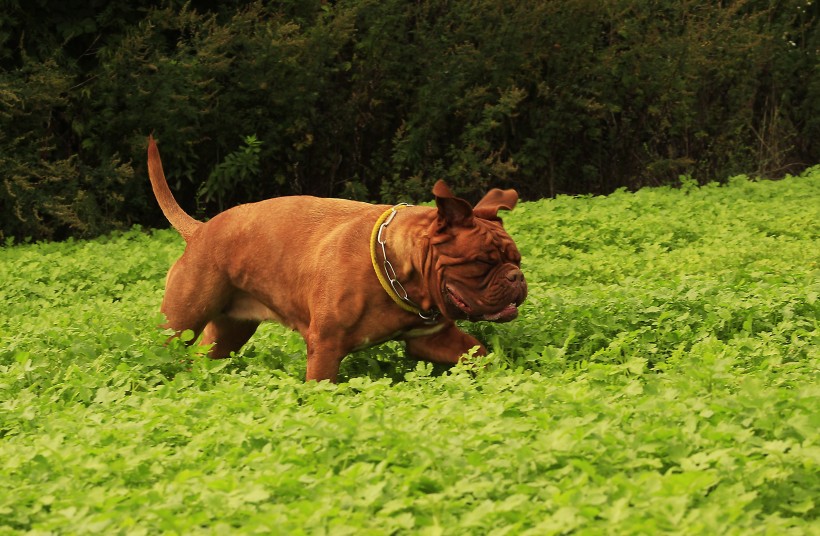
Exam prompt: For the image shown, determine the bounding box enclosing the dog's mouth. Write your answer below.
[445,284,520,323]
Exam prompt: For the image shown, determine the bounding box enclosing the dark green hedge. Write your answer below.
[1,0,817,241]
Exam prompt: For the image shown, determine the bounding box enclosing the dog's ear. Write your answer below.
[473,188,518,221]
[433,180,474,230]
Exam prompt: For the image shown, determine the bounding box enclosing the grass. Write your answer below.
[1,169,818,534]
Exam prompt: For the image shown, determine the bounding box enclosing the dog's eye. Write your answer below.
[473,258,499,270]
[460,258,494,279]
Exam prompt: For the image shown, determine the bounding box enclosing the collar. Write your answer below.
[369,204,440,323]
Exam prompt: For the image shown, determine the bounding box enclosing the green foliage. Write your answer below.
[198,135,264,211]
[0,0,818,241]
[0,60,135,242]
[1,171,818,533]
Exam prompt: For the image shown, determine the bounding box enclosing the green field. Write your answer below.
[1,171,818,534]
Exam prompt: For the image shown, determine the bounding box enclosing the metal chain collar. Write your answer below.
[376,204,440,323]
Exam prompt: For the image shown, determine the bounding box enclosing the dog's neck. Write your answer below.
[375,206,441,322]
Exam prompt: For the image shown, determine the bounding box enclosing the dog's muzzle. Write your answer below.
[445,266,527,323]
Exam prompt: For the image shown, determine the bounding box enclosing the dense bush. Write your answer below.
[0,0,817,241]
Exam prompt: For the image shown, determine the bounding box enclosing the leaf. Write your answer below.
[179,329,196,343]
[240,486,270,504]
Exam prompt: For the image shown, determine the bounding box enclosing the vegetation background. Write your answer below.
[1,0,818,242]
[1,2,818,531]
[1,172,818,532]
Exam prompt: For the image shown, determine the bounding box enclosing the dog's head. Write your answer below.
[427,181,527,322]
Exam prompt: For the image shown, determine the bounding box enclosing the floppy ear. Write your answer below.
[473,188,519,221]
[433,180,474,230]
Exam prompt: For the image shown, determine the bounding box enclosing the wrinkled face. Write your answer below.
[431,218,527,322]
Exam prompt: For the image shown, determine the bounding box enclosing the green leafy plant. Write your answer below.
[198,135,264,211]
[0,170,818,533]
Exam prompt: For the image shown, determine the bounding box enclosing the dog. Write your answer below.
[147,136,526,382]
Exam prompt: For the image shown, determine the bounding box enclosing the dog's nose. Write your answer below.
[505,268,525,283]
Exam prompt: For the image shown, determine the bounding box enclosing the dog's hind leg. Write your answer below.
[201,316,259,359]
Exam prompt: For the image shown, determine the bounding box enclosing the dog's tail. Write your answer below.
[147,135,200,242]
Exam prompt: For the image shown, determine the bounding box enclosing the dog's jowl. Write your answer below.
[148,135,526,382]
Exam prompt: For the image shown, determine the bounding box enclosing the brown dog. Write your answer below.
[147,136,526,381]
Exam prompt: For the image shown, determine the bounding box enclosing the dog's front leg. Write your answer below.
[404,322,487,365]
[305,333,347,382]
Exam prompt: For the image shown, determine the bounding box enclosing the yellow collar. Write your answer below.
[370,204,439,322]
